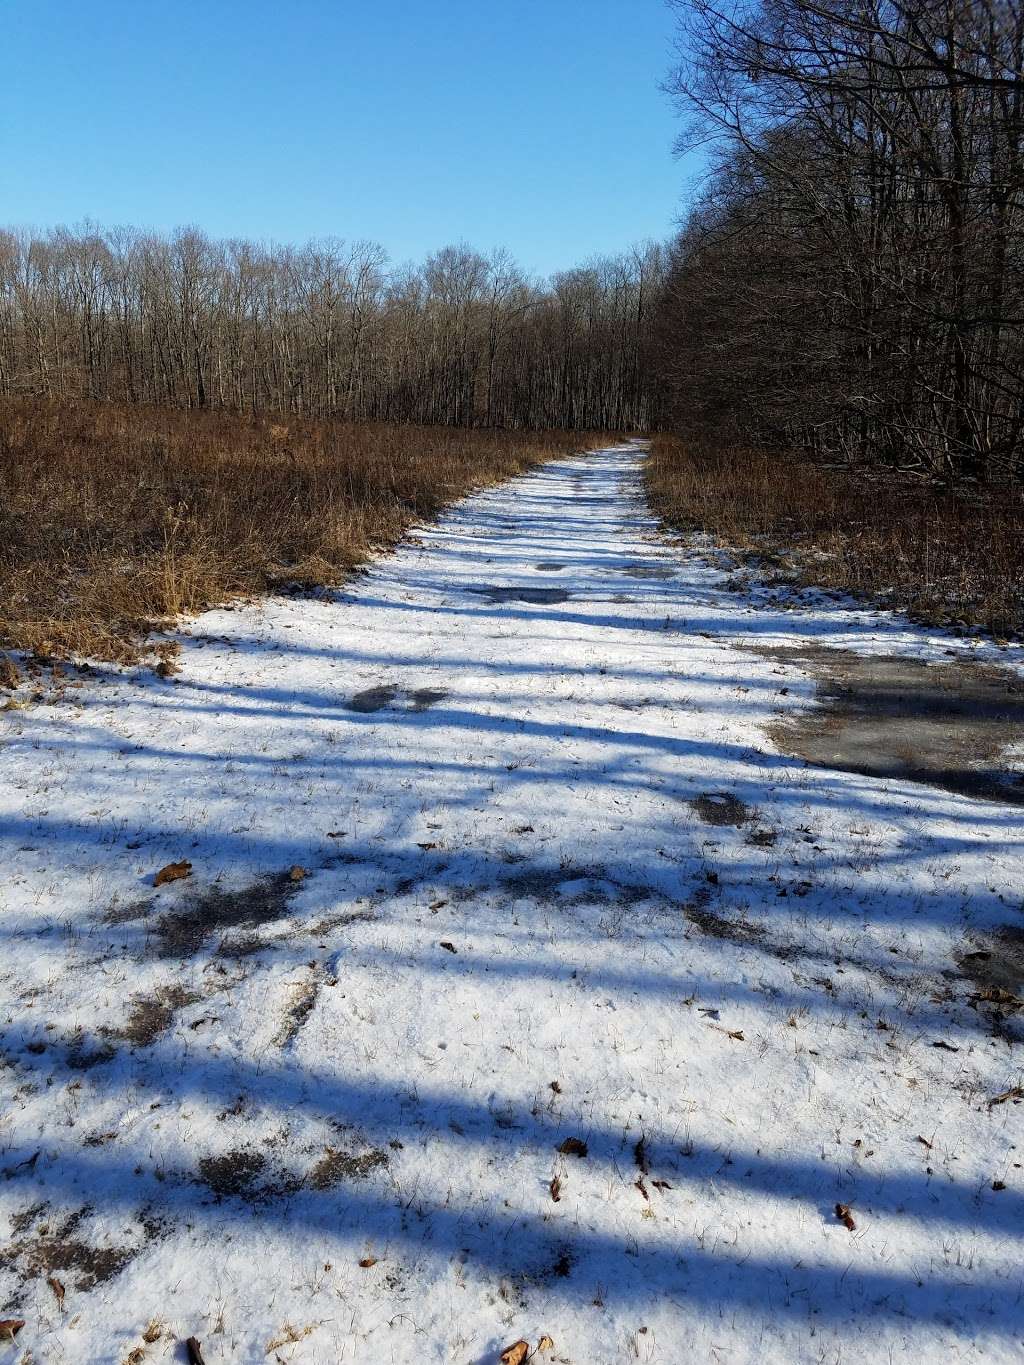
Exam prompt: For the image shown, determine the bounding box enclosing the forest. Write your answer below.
[659,0,1024,483]
[0,228,664,432]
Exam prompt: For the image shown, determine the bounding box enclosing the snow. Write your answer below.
[1,443,1022,1364]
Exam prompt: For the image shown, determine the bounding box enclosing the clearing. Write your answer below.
[1,443,1023,1364]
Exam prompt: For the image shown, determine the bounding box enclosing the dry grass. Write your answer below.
[0,399,600,673]
[646,435,1024,638]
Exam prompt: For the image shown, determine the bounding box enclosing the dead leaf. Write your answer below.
[0,1320,25,1341]
[439,941,457,953]
[549,1080,562,1094]
[557,1136,588,1157]
[549,1175,561,1202]
[288,865,308,882]
[652,1178,673,1191]
[834,1202,856,1231]
[154,860,192,887]
[48,1274,65,1306]
[727,1029,745,1041]
[358,1256,378,1268]
[185,1338,206,1365]
[916,1135,933,1149]
[500,1342,530,1365]
[931,1039,959,1052]
[538,1337,554,1354]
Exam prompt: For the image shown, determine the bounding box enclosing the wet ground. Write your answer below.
[759,645,1024,803]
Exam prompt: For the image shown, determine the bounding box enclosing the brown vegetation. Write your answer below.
[646,436,1024,637]
[0,398,597,669]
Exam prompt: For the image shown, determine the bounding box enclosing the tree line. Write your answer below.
[0,225,665,431]
[656,0,1024,482]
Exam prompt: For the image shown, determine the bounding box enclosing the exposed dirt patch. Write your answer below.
[759,647,1024,802]
[154,873,301,958]
[408,687,448,711]
[197,1150,268,1199]
[65,1033,117,1070]
[690,792,754,827]
[102,898,153,926]
[348,684,400,712]
[195,1144,389,1202]
[615,563,677,580]
[498,863,654,907]
[684,887,773,951]
[347,684,449,713]
[115,985,200,1047]
[467,585,572,605]
[1,1207,139,1292]
[957,926,1024,994]
[307,1146,389,1189]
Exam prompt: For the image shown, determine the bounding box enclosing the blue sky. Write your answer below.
[2,0,699,275]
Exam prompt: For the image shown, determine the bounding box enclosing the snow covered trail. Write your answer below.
[1,443,1023,1365]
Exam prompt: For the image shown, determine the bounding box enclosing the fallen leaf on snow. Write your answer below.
[288,865,308,881]
[557,1136,588,1157]
[185,1338,206,1365]
[358,1257,378,1268]
[48,1274,65,1306]
[0,1321,25,1341]
[439,941,457,953]
[154,860,192,887]
[931,1040,959,1052]
[499,1342,530,1365]
[538,1336,554,1354]
[916,1135,933,1149]
[549,1175,561,1202]
[835,1202,856,1231]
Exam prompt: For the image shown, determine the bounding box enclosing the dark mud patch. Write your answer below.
[348,684,400,712]
[957,926,1024,995]
[102,897,153,926]
[409,687,448,711]
[1,1207,139,1292]
[197,1149,268,1199]
[690,792,754,827]
[615,563,677,580]
[195,1144,388,1203]
[690,895,770,950]
[307,1146,388,1189]
[759,647,1024,803]
[347,684,448,713]
[467,585,572,605]
[535,562,567,572]
[499,863,654,907]
[116,984,200,1047]
[65,1033,117,1070]
[154,872,301,958]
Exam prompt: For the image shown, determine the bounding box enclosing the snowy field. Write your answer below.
[1,443,1022,1364]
